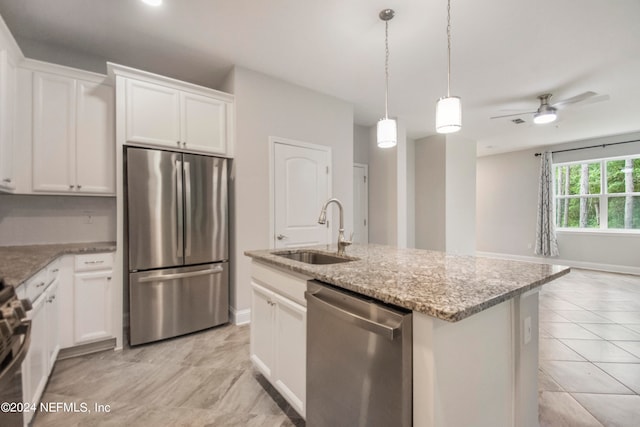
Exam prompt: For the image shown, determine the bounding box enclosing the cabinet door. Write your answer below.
[180,91,226,154]
[0,50,16,191]
[32,72,76,193]
[75,80,115,194]
[274,292,307,417]
[125,79,180,147]
[74,270,113,344]
[23,292,48,422]
[250,282,275,379]
[45,280,61,368]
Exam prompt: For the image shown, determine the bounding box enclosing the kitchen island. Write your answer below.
[246,243,570,427]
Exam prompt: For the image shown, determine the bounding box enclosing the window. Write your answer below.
[554,155,640,231]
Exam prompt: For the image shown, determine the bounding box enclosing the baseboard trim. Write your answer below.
[57,338,117,360]
[476,251,640,276]
[231,307,251,325]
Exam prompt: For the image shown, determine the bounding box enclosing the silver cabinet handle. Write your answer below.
[77,184,82,189]
[36,281,46,288]
[277,234,287,240]
[2,178,11,183]
[52,268,59,273]
[138,266,224,283]
[184,161,192,257]
[69,185,75,189]
[176,141,181,146]
[305,290,400,340]
[176,159,184,258]
[84,260,104,264]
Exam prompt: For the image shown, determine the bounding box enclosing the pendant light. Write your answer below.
[377,9,397,148]
[436,0,461,134]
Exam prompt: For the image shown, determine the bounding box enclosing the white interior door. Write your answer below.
[353,164,369,244]
[273,141,330,248]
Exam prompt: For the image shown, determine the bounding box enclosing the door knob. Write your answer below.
[276,234,288,240]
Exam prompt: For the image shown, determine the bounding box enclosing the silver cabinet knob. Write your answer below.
[2,178,11,183]
[276,234,287,240]
[69,184,75,189]
[176,141,181,146]
[77,184,82,189]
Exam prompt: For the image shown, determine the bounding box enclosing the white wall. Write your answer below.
[477,132,640,274]
[0,195,116,245]
[222,66,354,319]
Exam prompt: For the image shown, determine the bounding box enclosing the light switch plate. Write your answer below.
[524,316,532,345]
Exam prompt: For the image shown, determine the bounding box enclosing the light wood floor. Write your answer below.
[34,269,640,426]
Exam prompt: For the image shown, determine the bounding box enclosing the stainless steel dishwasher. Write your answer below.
[306,280,412,427]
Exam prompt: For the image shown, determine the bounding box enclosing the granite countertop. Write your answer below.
[0,242,116,288]
[245,243,570,322]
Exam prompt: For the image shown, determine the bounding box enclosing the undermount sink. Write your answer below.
[273,250,356,265]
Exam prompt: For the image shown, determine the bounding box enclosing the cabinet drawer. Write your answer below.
[47,257,62,284]
[75,252,114,272]
[25,268,48,303]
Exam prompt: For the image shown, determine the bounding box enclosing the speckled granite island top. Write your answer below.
[0,242,116,288]
[245,243,570,322]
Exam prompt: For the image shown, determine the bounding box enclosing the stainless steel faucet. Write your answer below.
[318,198,352,256]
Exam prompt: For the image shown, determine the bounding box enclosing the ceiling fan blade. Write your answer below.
[552,91,597,108]
[577,94,610,106]
[490,111,536,119]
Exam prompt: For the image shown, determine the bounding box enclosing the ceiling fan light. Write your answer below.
[436,96,462,134]
[533,111,557,124]
[377,118,397,148]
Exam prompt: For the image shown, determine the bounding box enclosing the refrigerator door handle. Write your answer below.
[184,161,192,257]
[176,159,184,259]
[137,266,224,283]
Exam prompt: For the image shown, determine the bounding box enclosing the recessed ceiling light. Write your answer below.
[142,0,162,6]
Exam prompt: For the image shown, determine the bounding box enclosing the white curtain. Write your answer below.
[535,151,559,257]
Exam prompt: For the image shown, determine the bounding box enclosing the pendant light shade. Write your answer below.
[436,96,462,133]
[377,9,397,148]
[436,0,461,134]
[377,118,397,148]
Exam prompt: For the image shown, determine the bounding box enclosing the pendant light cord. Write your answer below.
[384,19,390,119]
[446,0,452,97]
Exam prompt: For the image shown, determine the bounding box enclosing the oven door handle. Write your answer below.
[0,321,31,383]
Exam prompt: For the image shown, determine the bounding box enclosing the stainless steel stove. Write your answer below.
[0,279,32,427]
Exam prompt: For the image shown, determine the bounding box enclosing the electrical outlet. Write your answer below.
[83,210,94,224]
[524,316,532,345]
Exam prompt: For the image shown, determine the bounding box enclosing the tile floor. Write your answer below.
[538,268,640,427]
[33,268,640,426]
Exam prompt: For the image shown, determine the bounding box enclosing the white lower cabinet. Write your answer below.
[250,262,308,418]
[73,269,113,344]
[21,262,61,426]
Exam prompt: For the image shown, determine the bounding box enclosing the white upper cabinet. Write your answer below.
[180,91,227,154]
[110,63,234,157]
[76,80,115,194]
[32,67,114,195]
[125,78,180,147]
[0,50,16,191]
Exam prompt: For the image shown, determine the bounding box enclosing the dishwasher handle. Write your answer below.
[305,290,400,340]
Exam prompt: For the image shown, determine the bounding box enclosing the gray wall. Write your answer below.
[368,126,397,245]
[476,132,640,273]
[0,195,116,245]
[353,124,369,165]
[415,135,446,250]
[222,66,354,317]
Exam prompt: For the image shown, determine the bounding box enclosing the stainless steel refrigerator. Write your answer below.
[125,146,229,345]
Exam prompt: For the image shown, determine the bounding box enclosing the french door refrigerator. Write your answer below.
[126,146,229,345]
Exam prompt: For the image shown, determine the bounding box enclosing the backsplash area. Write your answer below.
[0,194,116,246]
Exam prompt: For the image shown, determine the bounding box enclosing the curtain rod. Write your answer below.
[534,139,640,157]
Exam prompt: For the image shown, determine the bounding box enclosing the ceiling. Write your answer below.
[1,0,639,156]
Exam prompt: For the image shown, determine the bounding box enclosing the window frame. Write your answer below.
[553,154,640,233]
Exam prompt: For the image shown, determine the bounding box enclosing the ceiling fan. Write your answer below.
[490,91,609,124]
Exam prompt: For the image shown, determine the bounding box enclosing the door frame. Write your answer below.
[268,136,332,249]
[353,162,369,244]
